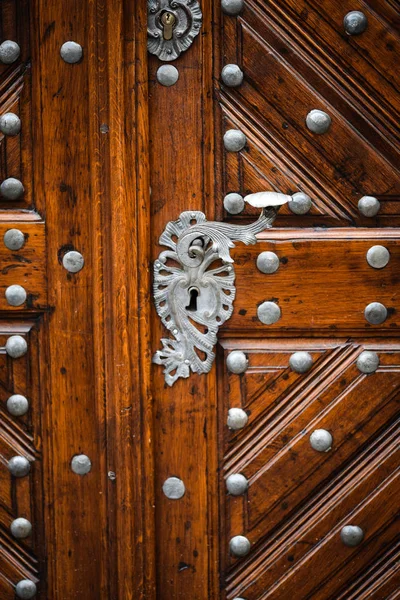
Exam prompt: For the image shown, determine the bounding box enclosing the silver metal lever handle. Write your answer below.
[152,192,290,386]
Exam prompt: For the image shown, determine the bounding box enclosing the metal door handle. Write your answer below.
[152,192,290,386]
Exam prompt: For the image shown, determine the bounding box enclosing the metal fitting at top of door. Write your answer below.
[147,0,203,61]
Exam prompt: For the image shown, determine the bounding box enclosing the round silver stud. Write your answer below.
[364,302,388,325]
[256,251,280,274]
[257,301,281,325]
[223,192,244,214]
[344,11,368,35]
[356,351,379,374]
[10,517,32,539]
[0,112,21,136]
[7,455,31,477]
[289,192,312,215]
[306,109,331,135]
[227,407,248,430]
[309,429,333,452]
[226,350,248,374]
[60,41,83,64]
[71,454,91,475]
[156,65,179,87]
[15,579,37,599]
[221,64,244,87]
[5,335,28,358]
[289,351,313,374]
[358,196,380,217]
[340,525,364,547]
[7,394,29,416]
[162,476,186,500]
[223,129,247,152]
[4,228,25,250]
[230,535,251,557]
[62,250,84,273]
[0,177,24,200]
[221,0,244,15]
[366,245,390,269]
[226,473,248,496]
[0,40,21,64]
[5,285,27,307]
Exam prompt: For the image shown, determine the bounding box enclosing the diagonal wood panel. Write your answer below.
[216,0,400,226]
[219,339,400,599]
[0,321,43,599]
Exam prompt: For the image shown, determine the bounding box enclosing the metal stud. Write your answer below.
[5,335,28,358]
[10,517,32,539]
[71,454,91,475]
[0,177,24,200]
[62,250,84,273]
[257,301,281,325]
[5,285,27,307]
[309,429,333,452]
[223,129,247,152]
[7,394,29,416]
[366,245,390,269]
[60,41,83,64]
[7,456,31,477]
[340,525,364,547]
[0,112,21,136]
[230,535,251,557]
[358,196,380,217]
[4,228,25,250]
[256,251,280,274]
[356,351,379,374]
[221,0,244,15]
[226,350,248,374]
[306,109,331,134]
[223,192,244,214]
[364,302,388,325]
[162,477,186,499]
[227,407,248,430]
[344,11,368,35]
[156,65,179,87]
[289,351,313,374]
[226,473,248,496]
[289,192,312,215]
[221,64,244,87]
[0,40,21,64]
[15,579,37,599]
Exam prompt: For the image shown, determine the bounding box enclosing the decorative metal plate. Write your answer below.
[153,207,280,385]
[147,0,202,62]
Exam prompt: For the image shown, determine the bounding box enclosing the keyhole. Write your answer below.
[161,11,176,41]
[186,287,199,312]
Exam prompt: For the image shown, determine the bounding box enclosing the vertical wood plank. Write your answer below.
[149,0,218,597]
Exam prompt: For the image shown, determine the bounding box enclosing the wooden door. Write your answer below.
[0,1,399,599]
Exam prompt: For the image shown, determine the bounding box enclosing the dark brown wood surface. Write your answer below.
[0,0,399,598]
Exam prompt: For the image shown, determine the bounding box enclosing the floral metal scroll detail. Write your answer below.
[147,0,202,62]
[153,201,285,386]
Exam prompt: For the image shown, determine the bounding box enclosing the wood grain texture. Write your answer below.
[216,1,400,599]
[215,0,400,227]
[229,234,400,330]
[0,0,33,215]
[0,320,43,599]
[219,338,400,599]
[149,0,219,597]
[1,0,399,598]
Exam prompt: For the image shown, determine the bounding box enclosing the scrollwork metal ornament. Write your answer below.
[153,192,290,385]
[148,0,203,62]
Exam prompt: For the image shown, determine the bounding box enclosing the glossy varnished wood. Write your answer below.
[0,0,399,598]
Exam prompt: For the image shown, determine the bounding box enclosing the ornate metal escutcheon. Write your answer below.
[147,0,203,61]
[153,192,290,385]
